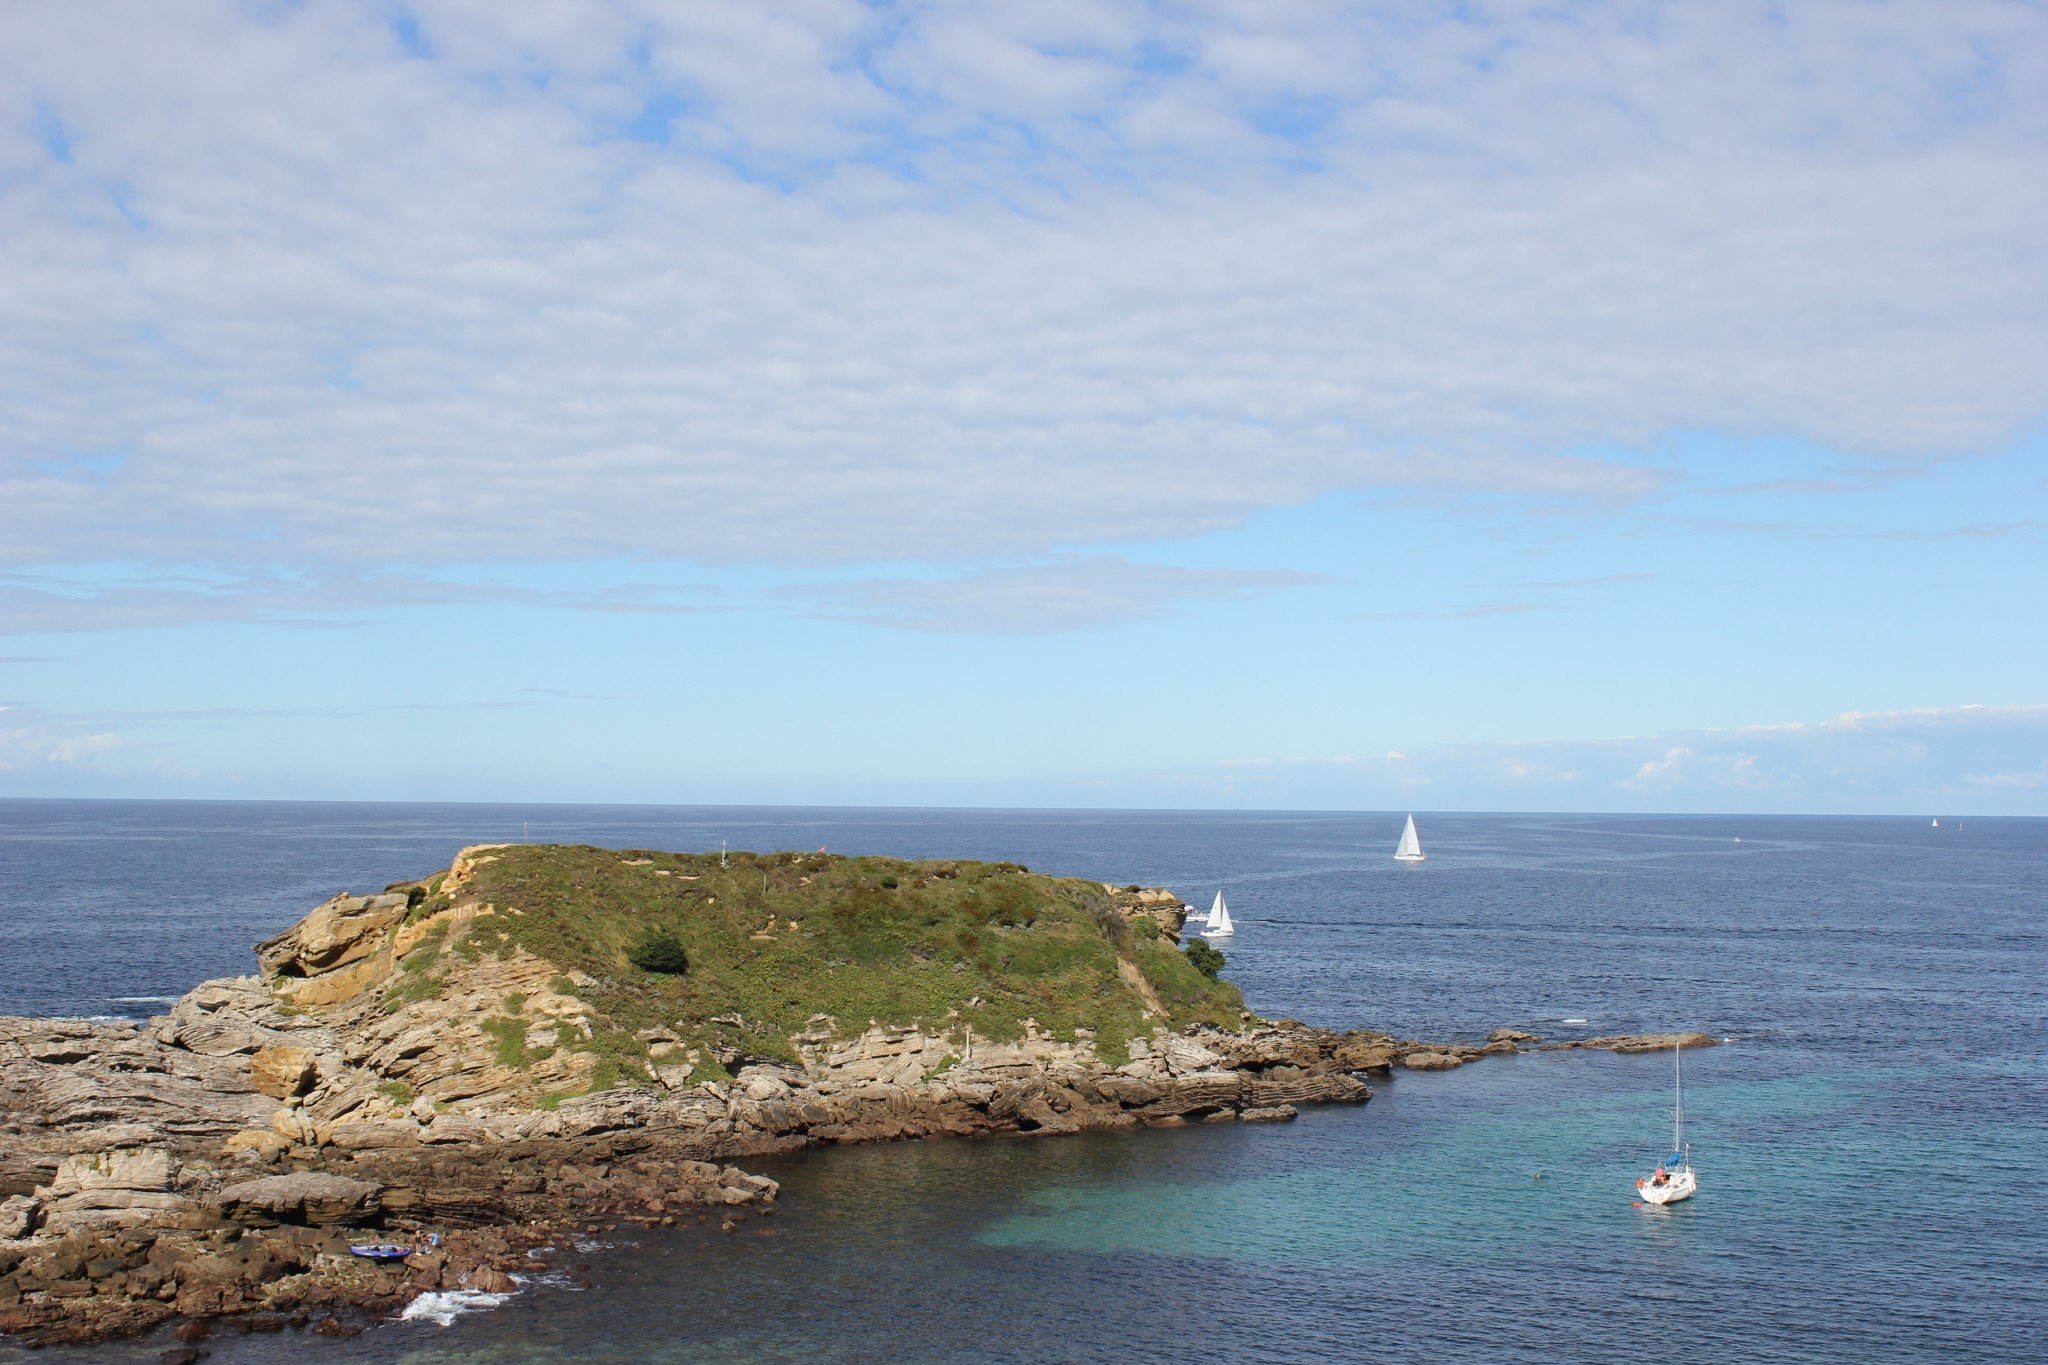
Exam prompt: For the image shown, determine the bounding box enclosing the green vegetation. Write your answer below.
[479,1015,553,1069]
[378,1080,415,1106]
[626,930,689,975]
[434,844,1247,1073]
[1184,939,1226,980]
[502,990,528,1015]
[383,925,447,1010]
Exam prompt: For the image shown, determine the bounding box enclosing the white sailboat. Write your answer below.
[1931,818,1940,828]
[1635,1041,1697,1205]
[1200,890,1235,939]
[1393,814,1426,862]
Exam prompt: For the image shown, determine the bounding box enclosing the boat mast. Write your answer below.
[1673,1041,1684,1156]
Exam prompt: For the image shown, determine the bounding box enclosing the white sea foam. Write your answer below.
[520,1267,588,1291]
[1562,1018,1590,1025]
[108,995,181,1003]
[400,1288,517,1326]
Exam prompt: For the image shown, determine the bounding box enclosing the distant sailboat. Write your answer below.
[1932,818,1940,828]
[1393,814,1426,862]
[1201,891,1235,939]
[1635,1041,1698,1205]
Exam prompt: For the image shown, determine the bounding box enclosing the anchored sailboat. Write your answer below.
[1393,814,1426,862]
[1635,1041,1697,1205]
[1201,890,1235,939]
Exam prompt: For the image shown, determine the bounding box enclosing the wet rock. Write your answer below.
[1488,1027,1540,1044]
[1401,1051,1462,1071]
[1542,1032,1718,1054]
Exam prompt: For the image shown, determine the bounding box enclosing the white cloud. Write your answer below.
[1625,746,1694,788]
[0,1,2040,584]
[0,704,120,773]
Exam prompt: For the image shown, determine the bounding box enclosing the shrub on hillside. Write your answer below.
[627,930,689,975]
[1184,939,1226,980]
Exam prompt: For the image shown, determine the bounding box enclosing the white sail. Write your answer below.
[1394,814,1425,861]
[1931,818,1940,828]
[1202,890,1234,937]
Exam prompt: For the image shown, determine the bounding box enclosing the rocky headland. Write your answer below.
[0,843,1715,1347]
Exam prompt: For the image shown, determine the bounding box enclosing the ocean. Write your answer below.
[1,800,2043,1361]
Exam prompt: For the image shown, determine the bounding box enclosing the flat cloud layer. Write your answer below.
[1204,704,2048,811]
[3,1,2044,582]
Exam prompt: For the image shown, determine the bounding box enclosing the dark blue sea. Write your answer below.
[2,801,2043,1362]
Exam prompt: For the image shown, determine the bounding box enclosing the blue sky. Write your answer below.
[1,1,2044,813]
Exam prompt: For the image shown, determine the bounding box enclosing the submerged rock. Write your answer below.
[1540,1032,1719,1054]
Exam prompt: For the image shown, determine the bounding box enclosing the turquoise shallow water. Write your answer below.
[1,804,2043,1360]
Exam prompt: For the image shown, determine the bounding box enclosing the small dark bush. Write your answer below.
[880,876,899,889]
[627,930,689,975]
[1185,939,1226,980]
[405,886,427,909]
[1124,883,1141,893]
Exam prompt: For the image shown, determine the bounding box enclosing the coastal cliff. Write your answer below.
[0,844,1714,1346]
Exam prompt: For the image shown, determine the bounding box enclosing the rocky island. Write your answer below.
[0,844,1714,1348]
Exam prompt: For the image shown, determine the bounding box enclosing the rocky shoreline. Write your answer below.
[0,847,1717,1349]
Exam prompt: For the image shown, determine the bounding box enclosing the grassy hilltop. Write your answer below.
[385,844,1246,1093]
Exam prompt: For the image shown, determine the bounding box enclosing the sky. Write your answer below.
[1,0,2044,814]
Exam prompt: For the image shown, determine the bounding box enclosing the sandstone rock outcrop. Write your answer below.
[212,1172,382,1226]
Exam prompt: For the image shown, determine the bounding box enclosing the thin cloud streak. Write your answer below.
[801,555,1337,635]
[1201,704,2048,812]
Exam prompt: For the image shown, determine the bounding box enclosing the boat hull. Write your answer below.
[1200,928,1234,940]
[1393,853,1425,862]
[1635,1170,1696,1205]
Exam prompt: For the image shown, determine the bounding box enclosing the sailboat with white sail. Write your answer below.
[1200,890,1235,939]
[1393,814,1426,862]
[1635,1040,1697,1205]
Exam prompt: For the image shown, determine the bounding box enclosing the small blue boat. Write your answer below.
[349,1243,414,1260]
